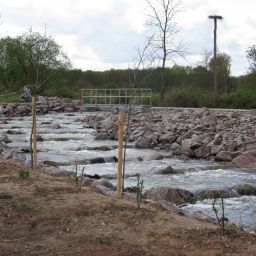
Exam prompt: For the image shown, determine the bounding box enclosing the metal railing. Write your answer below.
[81,88,152,109]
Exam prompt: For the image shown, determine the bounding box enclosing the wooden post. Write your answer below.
[32,96,37,171]
[117,111,125,194]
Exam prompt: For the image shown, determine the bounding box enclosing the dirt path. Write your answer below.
[0,160,255,256]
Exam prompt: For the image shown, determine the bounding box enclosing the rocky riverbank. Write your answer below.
[83,107,256,168]
[0,96,80,116]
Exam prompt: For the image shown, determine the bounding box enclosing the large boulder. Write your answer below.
[215,151,232,161]
[232,154,256,169]
[194,146,211,158]
[144,186,194,205]
[135,136,153,149]
[159,133,176,144]
[196,189,237,199]
[232,184,256,196]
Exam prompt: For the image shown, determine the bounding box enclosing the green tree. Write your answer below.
[0,37,26,92]
[18,30,71,95]
[247,45,256,72]
[208,53,231,95]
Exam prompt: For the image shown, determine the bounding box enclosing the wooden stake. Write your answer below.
[32,96,37,171]
[117,111,125,194]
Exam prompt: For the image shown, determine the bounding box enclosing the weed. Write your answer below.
[212,195,226,236]
[18,168,30,179]
[12,201,43,215]
[70,165,85,189]
[136,174,144,209]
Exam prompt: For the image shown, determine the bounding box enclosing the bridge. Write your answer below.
[81,88,152,110]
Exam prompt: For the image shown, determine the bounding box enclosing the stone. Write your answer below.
[215,151,232,161]
[156,166,184,175]
[196,189,237,199]
[6,130,23,135]
[144,154,164,161]
[49,123,61,129]
[232,154,256,169]
[97,178,116,190]
[41,167,68,176]
[37,96,48,105]
[144,186,194,205]
[135,136,153,149]
[0,134,11,143]
[43,160,59,167]
[159,133,176,144]
[194,146,211,158]
[0,192,12,199]
[15,105,28,115]
[89,157,105,164]
[232,184,256,196]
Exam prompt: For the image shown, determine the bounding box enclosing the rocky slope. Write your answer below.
[83,107,256,167]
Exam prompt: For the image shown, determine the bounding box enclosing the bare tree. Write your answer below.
[146,0,184,102]
[201,49,212,69]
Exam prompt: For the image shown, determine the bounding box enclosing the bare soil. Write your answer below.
[0,159,255,256]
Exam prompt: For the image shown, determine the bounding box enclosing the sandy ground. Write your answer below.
[0,159,255,256]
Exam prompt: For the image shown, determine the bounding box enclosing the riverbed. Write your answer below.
[1,112,256,230]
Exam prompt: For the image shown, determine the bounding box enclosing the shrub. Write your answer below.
[18,168,30,179]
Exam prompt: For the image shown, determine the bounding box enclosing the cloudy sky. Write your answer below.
[0,0,255,76]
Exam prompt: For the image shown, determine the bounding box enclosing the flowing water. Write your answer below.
[1,112,256,230]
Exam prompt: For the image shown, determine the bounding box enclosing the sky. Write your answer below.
[0,0,255,76]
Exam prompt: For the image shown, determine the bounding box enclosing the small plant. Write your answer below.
[70,165,85,189]
[136,174,144,209]
[12,201,43,215]
[18,168,30,179]
[212,194,226,236]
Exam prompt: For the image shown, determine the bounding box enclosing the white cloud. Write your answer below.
[0,0,256,75]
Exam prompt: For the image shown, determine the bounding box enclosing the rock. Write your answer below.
[43,160,59,167]
[159,133,176,144]
[49,123,61,129]
[6,130,23,135]
[196,189,237,199]
[97,178,115,190]
[42,167,68,176]
[15,105,28,115]
[36,135,44,142]
[194,146,211,158]
[95,132,111,140]
[232,154,256,169]
[144,186,194,205]
[89,157,105,164]
[0,192,12,199]
[0,134,11,143]
[86,145,114,151]
[215,151,232,161]
[232,184,256,196]
[210,145,225,155]
[156,166,184,175]
[135,136,153,149]
[37,96,48,104]
[144,154,164,161]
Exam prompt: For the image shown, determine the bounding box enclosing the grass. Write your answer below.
[0,93,21,103]
[18,168,30,179]
[12,201,44,215]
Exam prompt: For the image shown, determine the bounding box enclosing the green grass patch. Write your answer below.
[0,93,21,103]
[18,168,30,179]
[12,201,44,215]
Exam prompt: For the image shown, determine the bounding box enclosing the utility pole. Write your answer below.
[209,15,223,94]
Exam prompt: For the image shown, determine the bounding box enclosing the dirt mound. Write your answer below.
[0,159,255,256]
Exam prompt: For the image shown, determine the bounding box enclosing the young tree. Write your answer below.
[145,0,184,102]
